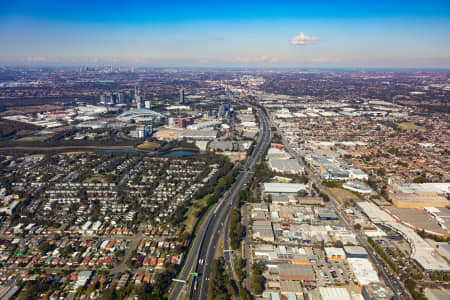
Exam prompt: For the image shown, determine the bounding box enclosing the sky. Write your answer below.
[1,0,449,68]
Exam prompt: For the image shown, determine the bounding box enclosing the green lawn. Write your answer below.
[183,194,214,235]
[16,135,50,142]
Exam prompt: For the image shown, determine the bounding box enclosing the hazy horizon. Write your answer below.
[1,0,449,68]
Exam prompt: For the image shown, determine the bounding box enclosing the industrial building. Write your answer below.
[179,129,218,140]
[347,258,379,286]
[187,120,221,130]
[319,287,351,300]
[253,220,275,242]
[343,246,368,258]
[342,181,374,194]
[324,247,346,260]
[317,207,338,220]
[209,141,235,152]
[268,158,304,174]
[356,202,395,224]
[388,183,450,208]
[362,283,393,300]
[305,155,368,181]
[263,183,307,194]
[277,264,315,281]
[267,147,291,160]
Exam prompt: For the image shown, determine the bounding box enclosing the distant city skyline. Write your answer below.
[1,0,449,68]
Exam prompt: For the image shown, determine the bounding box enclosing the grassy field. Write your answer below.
[397,122,425,131]
[183,194,214,235]
[16,135,50,142]
[325,187,362,205]
[136,141,161,150]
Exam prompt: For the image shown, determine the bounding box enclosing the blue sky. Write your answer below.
[1,0,449,67]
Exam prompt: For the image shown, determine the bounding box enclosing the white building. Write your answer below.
[263,183,307,194]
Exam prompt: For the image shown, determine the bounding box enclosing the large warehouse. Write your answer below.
[263,183,307,194]
[268,157,304,174]
[179,129,218,140]
[388,183,450,208]
[278,264,315,281]
[319,287,351,300]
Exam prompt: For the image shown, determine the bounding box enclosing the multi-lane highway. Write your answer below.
[170,105,271,300]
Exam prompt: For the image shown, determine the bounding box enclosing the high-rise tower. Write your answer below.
[179,88,185,104]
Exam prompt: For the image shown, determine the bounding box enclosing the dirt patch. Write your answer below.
[84,176,109,184]
[4,104,63,114]
[397,122,425,131]
[325,187,362,205]
[136,141,161,150]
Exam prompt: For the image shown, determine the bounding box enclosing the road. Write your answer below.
[269,114,409,300]
[169,106,271,300]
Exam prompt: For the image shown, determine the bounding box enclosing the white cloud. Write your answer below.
[290,32,319,46]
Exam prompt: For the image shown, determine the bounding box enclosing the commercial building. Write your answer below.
[179,88,184,104]
[388,222,450,272]
[388,183,450,208]
[390,194,449,208]
[129,125,153,139]
[356,202,450,271]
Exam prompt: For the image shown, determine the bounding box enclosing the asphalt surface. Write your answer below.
[170,106,271,300]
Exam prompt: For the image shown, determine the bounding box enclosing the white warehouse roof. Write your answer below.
[356,202,395,223]
[263,183,307,194]
[347,258,380,286]
[319,287,351,300]
[391,183,450,195]
[268,157,304,174]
